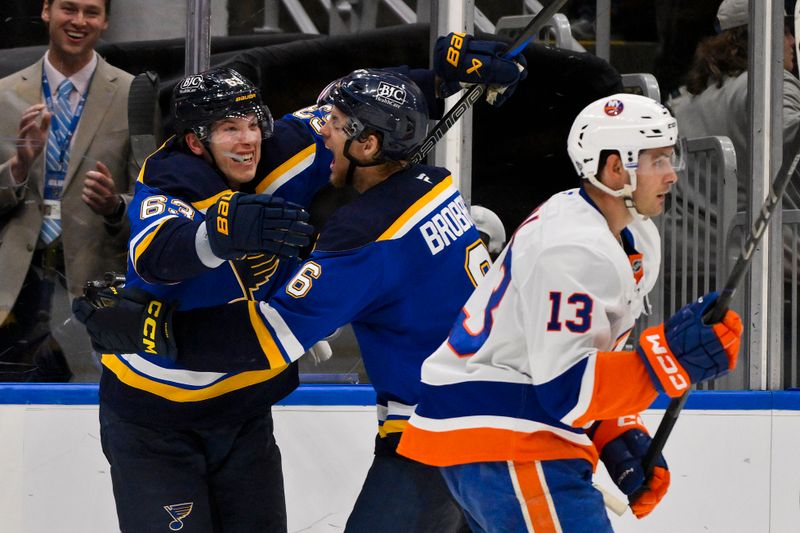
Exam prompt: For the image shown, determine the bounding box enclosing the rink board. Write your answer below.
[0,386,797,533]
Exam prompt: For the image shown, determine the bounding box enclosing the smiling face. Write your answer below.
[42,0,108,74]
[205,114,262,189]
[631,146,679,217]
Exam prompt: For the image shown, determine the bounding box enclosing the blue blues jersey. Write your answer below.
[171,165,491,437]
[100,107,333,428]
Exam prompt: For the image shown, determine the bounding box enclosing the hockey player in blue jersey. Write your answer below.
[83,68,320,532]
[75,34,528,530]
[75,66,528,531]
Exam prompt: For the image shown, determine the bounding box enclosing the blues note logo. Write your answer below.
[232,253,281,299]
[164,502,193,531]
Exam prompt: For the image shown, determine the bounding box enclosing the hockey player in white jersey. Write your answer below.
[397,93,744,532]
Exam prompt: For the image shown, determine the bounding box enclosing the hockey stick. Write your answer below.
[638,143,800,492]
[409,0,568,164]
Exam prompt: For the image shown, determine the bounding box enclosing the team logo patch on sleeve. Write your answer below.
[629,253,644,284]
[164,502,193,531]
[232,254,281,299]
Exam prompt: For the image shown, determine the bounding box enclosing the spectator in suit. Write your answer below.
[0,0,137,381]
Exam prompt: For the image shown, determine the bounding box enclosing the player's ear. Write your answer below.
[361,131,382,161]
[600,152,624,184]
[184,133,205,156]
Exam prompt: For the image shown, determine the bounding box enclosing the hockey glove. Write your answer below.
[72,286,177,360]
[589,417,670,519]
[637,292,742,397]
[205,192,314,261]
[433,32,527,106]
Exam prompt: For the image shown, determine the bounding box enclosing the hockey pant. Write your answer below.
[345,433,469,533]
[440,458,614,533]
[100,403,286,532]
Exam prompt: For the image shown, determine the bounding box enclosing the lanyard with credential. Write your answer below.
[41,68,90,167]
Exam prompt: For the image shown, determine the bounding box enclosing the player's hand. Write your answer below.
[590,417,670,519]
[433,32,527,106]
[637,291,742,397]
[204,192,314,261]
[72,286,177,359]
[10,103,51,183]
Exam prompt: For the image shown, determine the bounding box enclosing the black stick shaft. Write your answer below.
[409,0,568,165]
[641,146,800,478]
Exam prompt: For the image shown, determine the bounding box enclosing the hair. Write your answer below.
[685,26,749,95]
[44,0,111,15]
[597,149,619,177]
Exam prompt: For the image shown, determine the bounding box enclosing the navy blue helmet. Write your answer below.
[317,69,429,161]
[171,67,273,141]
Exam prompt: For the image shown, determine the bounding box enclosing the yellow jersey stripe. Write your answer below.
[378,419,409,437]
[101,354,288,402]
[248,301,289,369]
[255,144,316,194]
[192,189,235,212]
[133,218,171,268]
[136,136,173,184]
[378,176,454,241]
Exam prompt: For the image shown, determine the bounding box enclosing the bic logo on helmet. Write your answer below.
[604,99,624,116]
[179,75,203,90]
[375,81,406,108]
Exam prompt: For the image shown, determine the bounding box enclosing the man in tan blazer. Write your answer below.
[0,0,137,381]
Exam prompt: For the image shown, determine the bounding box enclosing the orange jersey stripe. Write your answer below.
[510,461,560,533]
[572,350,658,428]
[397,425,599,468]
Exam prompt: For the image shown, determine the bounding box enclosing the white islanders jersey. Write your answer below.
[398,187,661,467]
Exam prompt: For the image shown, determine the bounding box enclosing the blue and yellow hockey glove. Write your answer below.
[205,192,314,261]
[72,286,176,359]
[433,32,527,106]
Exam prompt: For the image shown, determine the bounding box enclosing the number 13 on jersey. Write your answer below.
[447,249,595,358]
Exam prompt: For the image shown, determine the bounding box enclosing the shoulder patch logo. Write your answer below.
[164,502,193,531]
[232,254,281,300]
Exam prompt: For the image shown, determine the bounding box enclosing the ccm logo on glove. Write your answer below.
[643,333,689,392]
[446,33,483,76]
[142,300,166,355]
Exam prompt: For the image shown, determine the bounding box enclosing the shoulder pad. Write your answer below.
[315,165,452,252]
[252,110,322,184]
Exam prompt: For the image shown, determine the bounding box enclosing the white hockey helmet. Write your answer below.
[567,93,680,215]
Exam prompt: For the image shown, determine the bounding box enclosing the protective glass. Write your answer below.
[316,80,364,139]
[637,137,686,174]
[223,103,274,140]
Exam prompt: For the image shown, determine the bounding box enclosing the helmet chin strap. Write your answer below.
[586,168,647,220]
[342,138,386,186]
